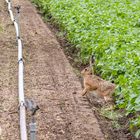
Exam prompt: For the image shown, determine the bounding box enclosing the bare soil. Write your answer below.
[0,0,106,140]
[0,1,19,139]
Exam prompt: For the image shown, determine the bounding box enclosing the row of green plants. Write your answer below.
[32,0,140,137]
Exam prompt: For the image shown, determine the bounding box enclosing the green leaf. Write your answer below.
[135,129,140,138]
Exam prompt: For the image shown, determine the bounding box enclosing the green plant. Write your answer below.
[100,106,122,120]
[130,116,140,138]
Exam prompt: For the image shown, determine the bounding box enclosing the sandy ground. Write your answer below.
[0,0,105,139]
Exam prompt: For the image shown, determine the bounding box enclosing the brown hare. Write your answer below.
[81,55,115,102]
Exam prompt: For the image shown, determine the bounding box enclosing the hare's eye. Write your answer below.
[85,68,87,71]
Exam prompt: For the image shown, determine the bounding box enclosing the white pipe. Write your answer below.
[18,40,24,103]
[5,1,28,140]
[20,104,27,140]
[14,21,19,37]
[9,10,14,22]
[8,1,11,10]
[7,1,14,22]
[18,39,22,60]
[18,60,27,140]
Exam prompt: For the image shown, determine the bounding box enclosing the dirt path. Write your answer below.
[0,1,19,139]
[0,0,105,139]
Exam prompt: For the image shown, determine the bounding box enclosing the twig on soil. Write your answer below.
[46,97,68,101]
[8,111,18,115]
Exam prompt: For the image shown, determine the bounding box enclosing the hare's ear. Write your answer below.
[91,54,95,64]
[90,54,95,67]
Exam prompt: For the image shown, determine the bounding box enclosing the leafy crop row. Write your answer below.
[32,0,140,137]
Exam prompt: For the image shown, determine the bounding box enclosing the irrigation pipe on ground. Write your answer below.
[5,1,39,140]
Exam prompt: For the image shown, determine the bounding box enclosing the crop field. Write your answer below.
[32,0,140,138]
